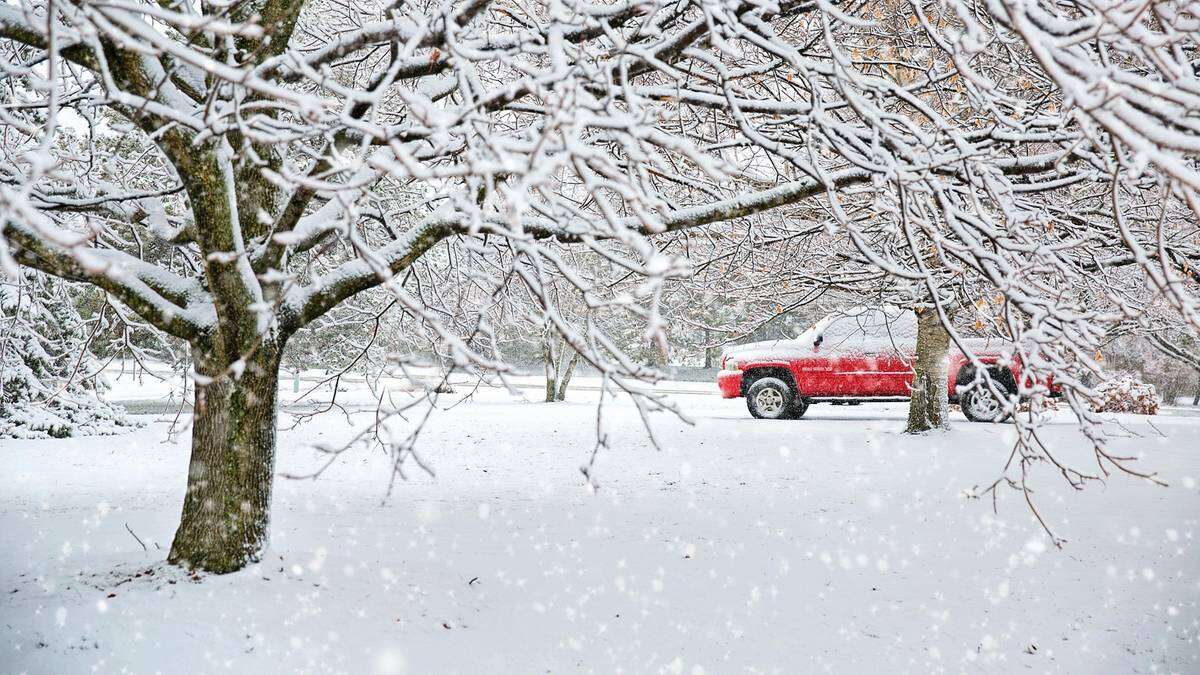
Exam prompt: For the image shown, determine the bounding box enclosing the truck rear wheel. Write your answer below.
[746,377,799,420]
[959,368,1016,423]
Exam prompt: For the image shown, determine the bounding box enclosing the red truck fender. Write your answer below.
[740,362,802,393]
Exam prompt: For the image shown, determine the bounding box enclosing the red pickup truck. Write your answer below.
[717,306,1024,422]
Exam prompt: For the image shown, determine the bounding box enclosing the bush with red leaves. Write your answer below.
[1091,377,1161,415]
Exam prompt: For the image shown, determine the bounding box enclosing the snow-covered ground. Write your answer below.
[2,387,1198,673]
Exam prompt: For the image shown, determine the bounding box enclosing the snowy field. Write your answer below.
[2,387,1198,673]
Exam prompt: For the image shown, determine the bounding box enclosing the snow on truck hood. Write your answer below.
[721,323,823,364]
[721,338,816,363]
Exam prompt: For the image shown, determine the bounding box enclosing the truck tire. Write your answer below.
[959,368,1016,423]
[746,377,798,420]
[789,396,810,419]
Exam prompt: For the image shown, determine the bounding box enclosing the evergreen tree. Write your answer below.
[0,272,135,439]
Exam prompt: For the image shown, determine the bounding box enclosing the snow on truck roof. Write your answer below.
[722,306,1005,359]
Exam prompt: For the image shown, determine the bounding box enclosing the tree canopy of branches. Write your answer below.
[3,0,1199,571]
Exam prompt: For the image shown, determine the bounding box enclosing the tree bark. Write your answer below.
[544,334,581,402]
[168,345,282,573]
[543,332,558,403]
[555,348,582,401]
[906,307,952,433]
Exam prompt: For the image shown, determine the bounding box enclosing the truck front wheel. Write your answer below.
[746,377,802,420]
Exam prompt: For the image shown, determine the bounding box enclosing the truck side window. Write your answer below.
[820,308,914,354]
[819,315,869,353]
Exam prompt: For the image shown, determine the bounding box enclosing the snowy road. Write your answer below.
[1,391,1197,673]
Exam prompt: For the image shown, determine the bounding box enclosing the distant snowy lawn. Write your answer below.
[2,389,1198,673]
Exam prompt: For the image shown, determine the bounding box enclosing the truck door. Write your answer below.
[870,312,917,396]
[815,309,916,397]
[815,314,878,396]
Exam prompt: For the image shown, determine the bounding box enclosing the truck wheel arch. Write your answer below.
[953,362,1017,401]
[741,366,801,398]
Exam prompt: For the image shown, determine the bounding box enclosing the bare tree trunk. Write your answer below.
[544,333,581,402]
[555,348,582,401]
[906,307,952,433]
[543,332,558,403]
[168,345,282,573]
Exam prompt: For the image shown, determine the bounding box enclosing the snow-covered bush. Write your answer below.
[0,397,135,439]
[1,273,137,439]
[1090,376,1161,415]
